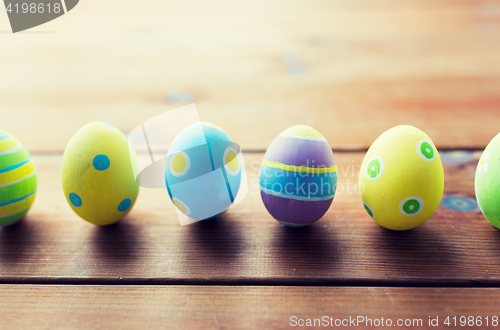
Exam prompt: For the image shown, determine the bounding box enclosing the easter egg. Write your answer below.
[61,122,140,226]
[259,125,337,227]
[359,125,444,231]
[0,129,37,226]
[165,122,242,221]
[475,132,500,229]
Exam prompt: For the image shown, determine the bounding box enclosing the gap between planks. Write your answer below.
[1,278,500,288]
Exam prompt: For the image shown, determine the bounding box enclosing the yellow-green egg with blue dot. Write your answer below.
[0,129,37,226]
[359,125,444,231]
[61,122,140,226]
[475,132,500,230]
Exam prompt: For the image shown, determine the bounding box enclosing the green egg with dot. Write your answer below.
[475,132,500,229]
[61,122,140,226]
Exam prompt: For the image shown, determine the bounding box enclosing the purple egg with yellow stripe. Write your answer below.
[260,125,336,227]
[0,129,37,226]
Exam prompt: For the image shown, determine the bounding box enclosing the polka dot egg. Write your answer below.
[61,122,140,226]
[359,125,444,231]
[0,129,37,226]
[260,125,337,227]
[165,122,242,221]
[475,132,500,229]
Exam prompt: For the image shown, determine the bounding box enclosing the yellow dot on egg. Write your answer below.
[172,154,186,173]
[481,160,484,165]
[173,199,188,213]
[225,150,238,171]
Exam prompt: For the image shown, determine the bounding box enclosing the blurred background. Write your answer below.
[1,0,500,151]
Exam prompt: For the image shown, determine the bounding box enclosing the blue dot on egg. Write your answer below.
[69,193,82,207]
[93,154,110,171]
[118,198,132,212]
[441,196,478,212]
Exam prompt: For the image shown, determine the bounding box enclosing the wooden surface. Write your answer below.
[2,152,499,328]
[2,0,500,328]
[2,286,500,330]
[1,152,499,287]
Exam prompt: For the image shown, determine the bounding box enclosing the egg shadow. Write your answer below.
[374,224,460,278]
[480,225,500,267]
[180,212,244,271]
[0,216,39,263]
[492,226,500,241]
[270,223,340,273]
[89,214,143,264]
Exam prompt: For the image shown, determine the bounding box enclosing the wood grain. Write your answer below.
[1,0,500,151]
[2,0,499,326]
[1,152,499,286]
[1,285,500,330]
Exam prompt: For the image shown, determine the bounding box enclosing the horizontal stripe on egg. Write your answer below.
[262,160,337,174]
[260,186,335,202]
[0,192,36,215]
[0,161,36,184]
[0,155,31,174]
[261,191,333,224]
[260,166,337,200]
[0,217,28,226]
[277,220,310,227]
[0,207,30,226]
[0,189,37,207]
[0,208,30,219]
[0,134,11,142]
[0,143,24,157]
[263,135,335,168]
[0,170,36,188]
[0,174,37,204]
[0,136,19,150]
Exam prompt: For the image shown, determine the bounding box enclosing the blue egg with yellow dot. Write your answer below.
[0,129,37,226]
[61,122,140,226]
[165,122,242,221]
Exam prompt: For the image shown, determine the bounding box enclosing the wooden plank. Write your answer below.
[1,151,499,285]
[1,0,500,150]
[1,285,500,329]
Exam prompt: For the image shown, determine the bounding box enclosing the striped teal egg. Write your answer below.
[0,129,37,226]
[259,125,337,227]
